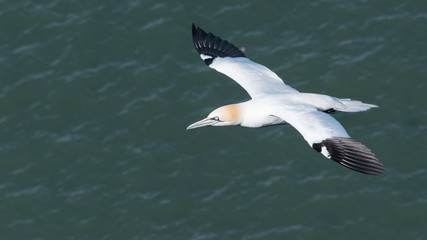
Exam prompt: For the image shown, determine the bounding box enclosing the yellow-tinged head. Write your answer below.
[187,104,242,130]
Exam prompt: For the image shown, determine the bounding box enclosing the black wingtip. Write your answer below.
[191,23,196,36]
[191,23,245,65]
[313,137,384,175]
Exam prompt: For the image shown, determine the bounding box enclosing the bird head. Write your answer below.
[187,104,242,130]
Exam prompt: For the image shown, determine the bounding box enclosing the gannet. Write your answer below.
[187,24,384,175]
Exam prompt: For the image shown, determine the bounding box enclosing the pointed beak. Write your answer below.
[186,117,218,130]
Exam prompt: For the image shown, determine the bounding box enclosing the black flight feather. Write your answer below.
[192,23,245,65]
[313,137,384,175]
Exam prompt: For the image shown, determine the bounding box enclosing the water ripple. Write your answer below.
[243,225,305,239]
[6,185,44,198]
[213,2,252,17]
[139,17,171,31]
[202,185,228,202]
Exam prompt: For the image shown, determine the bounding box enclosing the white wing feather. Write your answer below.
[273,108,350,146]
[192,24,298,98]
[209,57,298,98]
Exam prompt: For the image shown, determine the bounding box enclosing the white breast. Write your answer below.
[239,99,287,128]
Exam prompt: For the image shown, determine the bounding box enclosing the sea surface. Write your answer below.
[1,0,426,239]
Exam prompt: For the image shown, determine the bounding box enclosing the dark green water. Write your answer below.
[1,0,426,239]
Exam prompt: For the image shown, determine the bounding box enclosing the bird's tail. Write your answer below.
[336,98,378,112]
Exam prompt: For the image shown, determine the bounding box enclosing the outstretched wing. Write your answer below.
[192,24,298,98]
[274,108,384,175]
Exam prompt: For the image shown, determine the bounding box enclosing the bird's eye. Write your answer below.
[213,116,220,121]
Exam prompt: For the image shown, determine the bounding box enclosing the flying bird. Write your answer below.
[187,23,384,175]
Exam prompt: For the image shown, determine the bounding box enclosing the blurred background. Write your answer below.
[1,0,426,239]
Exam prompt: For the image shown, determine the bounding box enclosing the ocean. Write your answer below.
[1,0,426,239]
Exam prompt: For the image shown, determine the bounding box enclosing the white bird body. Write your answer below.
[188,24,384,175]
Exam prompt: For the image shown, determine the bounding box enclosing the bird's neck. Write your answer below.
[218,103,244,126]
